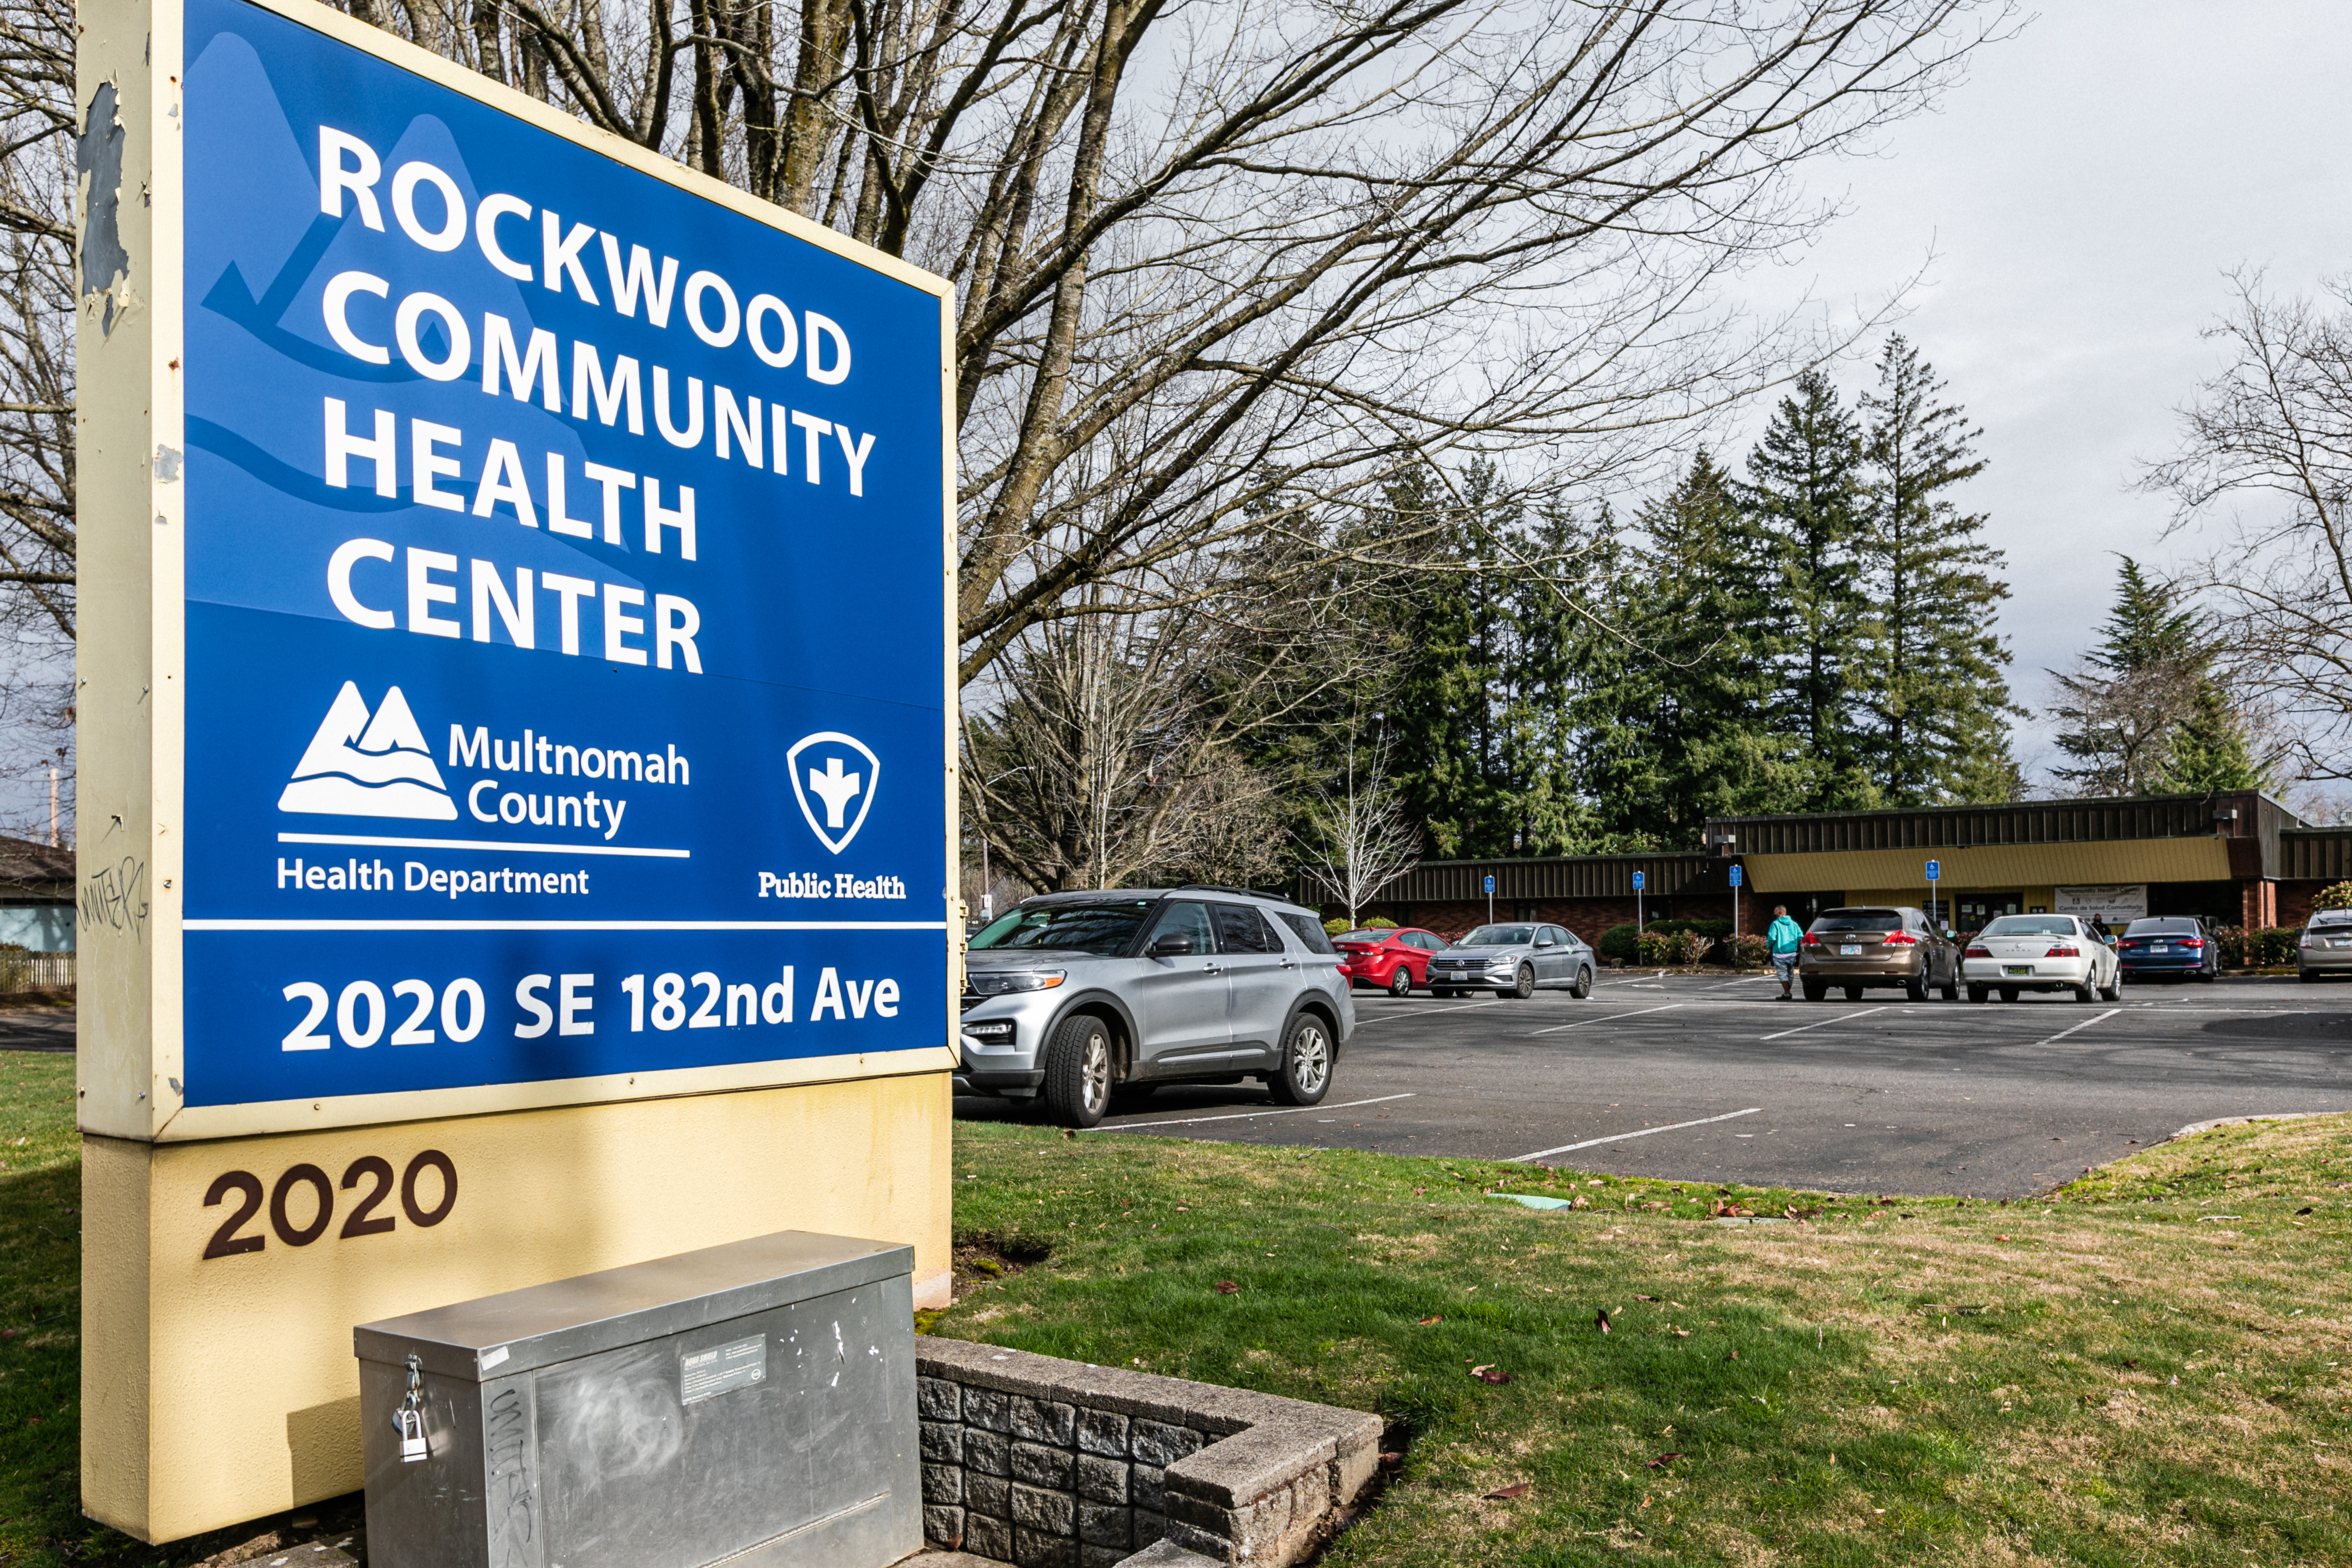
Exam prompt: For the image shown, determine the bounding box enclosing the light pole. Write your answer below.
[976,766,1029,923]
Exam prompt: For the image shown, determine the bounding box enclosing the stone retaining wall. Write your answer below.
[916,1338,1382,1568]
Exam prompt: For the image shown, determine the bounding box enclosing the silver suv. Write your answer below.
[956,887,1356,1128]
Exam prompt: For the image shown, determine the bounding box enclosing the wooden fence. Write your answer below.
[0,949,73,994]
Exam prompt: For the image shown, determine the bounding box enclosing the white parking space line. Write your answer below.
[1759,1004,1891,1041]
[1507,1107,1764,1163]
[1095,1092,1416,1132]
[2030,1008,2120,1047]
[1355,1000,1509,1025]
[1531,1004,1681,1036]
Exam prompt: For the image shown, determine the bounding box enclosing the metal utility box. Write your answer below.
[353,1231,920,1568]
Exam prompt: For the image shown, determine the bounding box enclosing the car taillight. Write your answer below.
[2045,944,2079,958]
[1802,932,1821,946]
[1882,931,1919,946]
[2301,932,2316,948]
[2180,938,2205,949]
[1965,945,1991,958]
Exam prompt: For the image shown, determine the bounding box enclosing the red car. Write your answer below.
[1331,927,1447,996]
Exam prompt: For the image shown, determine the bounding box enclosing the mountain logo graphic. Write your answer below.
[276,682,458,821]
[786,731,879,854]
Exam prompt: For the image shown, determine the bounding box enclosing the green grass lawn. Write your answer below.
[5,1052,2352,1565]
[939,1117,2352,1566]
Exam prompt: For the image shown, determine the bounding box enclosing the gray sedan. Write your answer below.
[1426,923,1594,999]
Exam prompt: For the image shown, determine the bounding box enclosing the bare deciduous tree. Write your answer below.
[1298,734,1417,927]
[2148,271,2352,781]
[270,0,2005,687]
[2041,655,2198,798]
[963,563,1370,888]
[0,0,77,841]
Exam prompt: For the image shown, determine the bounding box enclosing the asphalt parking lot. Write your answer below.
[955,972,2352,1196]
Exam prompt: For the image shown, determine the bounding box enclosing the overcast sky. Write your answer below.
[1723,0,2352,789]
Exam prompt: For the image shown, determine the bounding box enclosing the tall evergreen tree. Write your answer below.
[1742,369,1875,809]
[1855,336,2019,804]
[2049,556,2272,796]
[1373,466,1496,856]
[2158,682,2272,793]
[1579,451,1809,845]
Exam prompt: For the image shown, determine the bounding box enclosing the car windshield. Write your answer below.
[1335,930,1395,943]
[1459,925,1535,946]
[2125,919,2199,935]
[968,901,1154,956]
[2312,910,2352,929]
[1813,910,1901,933]
[1980,916,2077,937]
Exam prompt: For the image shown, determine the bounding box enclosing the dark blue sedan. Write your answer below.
[2116,917,2218,982]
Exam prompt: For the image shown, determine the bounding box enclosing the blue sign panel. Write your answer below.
[178,0,947,1108]
[1728,864,1742,888]
[1483,876,1495,895]
[1630,871,1645,891]
[1926,860,1941,882]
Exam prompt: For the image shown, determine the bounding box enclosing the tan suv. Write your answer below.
[1798,906,1960,1002]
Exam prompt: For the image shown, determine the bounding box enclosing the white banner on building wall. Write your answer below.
[2055,884,2149,923]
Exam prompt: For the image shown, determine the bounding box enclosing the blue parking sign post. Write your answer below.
[1926,859,1941,930]
[1631,868,1645,934]
[1728,862,1742,940]
[1485,873,1496,925]
[77,0,960,1537]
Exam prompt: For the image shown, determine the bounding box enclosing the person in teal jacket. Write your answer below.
[1766,904,1805,1000]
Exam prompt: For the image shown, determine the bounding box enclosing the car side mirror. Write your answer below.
[1535,937,1555,948]
[1148,932,1196,957]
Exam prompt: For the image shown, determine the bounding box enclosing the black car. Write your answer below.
[2115,917,2217,982]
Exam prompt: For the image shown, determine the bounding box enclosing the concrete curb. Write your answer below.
[2165,1111,2339,1143]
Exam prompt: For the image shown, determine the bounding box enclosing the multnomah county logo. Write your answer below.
[277,682,457,820]
[787,731,879,854]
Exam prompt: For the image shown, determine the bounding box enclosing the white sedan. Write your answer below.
[1961,914,2120,1003]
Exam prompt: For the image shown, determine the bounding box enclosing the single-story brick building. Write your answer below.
[1306,789,2352,944]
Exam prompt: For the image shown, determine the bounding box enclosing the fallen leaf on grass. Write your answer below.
[1379,1451,1406,1469]
[1995,1234,2009,1241]
[1634,1294,1658,1301]
[1470,1364,1511,1385]
[1418,1315,1443,1326]
[1596,1310,1612,1333]
[1482,1482,1531,1500]
[1668,1327,1691,1338]
[1646,1452,1683,1468]
[1060,1128,1076,1139]
[1215,1281,1240,1295]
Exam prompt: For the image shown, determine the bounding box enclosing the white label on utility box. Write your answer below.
[681,1334,768,1404]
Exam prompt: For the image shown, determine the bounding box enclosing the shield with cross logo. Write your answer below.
[786,731,882,854]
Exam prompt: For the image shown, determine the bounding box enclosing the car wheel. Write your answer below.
[1802,980,1826,1001]
[2198,967,2216,983]
[2100,973,2122,1001]
[1999,987,2019,1003]
[1509,964,1535,1000]
[1389,966,1413,998]
[2073,979,2096,1003]
[1571,965,1593,1000]
[1843,985,1862,1001]
[1904,975,1928,1003]
[1268,1013,1333,1106]
[1967,984,1988,1003]
[1941,979,1960,1001]
[1041,1013,1112,1128]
